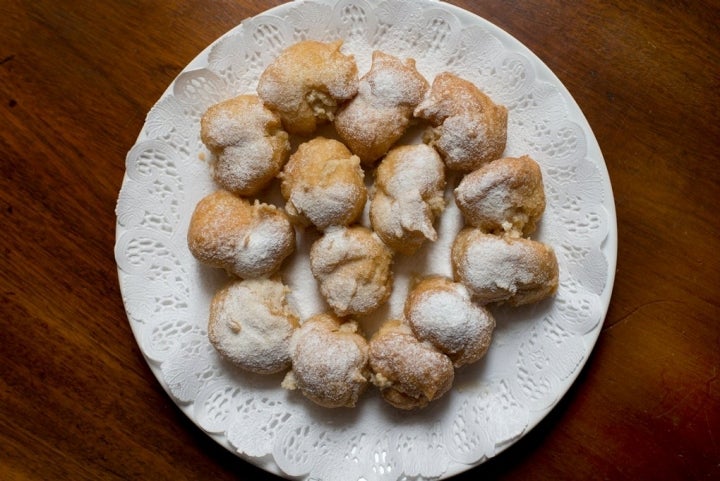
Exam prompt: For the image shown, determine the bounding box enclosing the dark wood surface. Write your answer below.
[2,1,718,479]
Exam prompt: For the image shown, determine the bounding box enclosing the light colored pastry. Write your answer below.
[187,190,295,279]
[455,155,545,236]
[414,72,507,172]
[279,137,367,230]
[208,278,299,374]
[335,51,429,164]
[257,40,358,136]
[369,320,454,410]
[451,229,559,305]
[310,226,393,317]
[200,95,290,196]
[282,313,369,408]
[404,276,495,367]
[369,144,446,255]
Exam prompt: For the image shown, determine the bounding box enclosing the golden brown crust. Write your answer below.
[369,320,454,410]
[455,155,546,236]
[415,72,507,172]
[451,229,559,305]
[369,144,446,254]
[404,276,495,367]
[187,190,295,279]
[208,278,299,374]
[257,40,358,136]
[279,137,367,230]
[200,95,289,196]
[310,226,394,317]
[335,51,429,164]
[188,41,563,411]
[283,313,369,408]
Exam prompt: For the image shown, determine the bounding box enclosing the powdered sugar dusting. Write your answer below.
[368,320,454,410]
[186,191,296,279]
[384,144,444,194]
[288,182,363,230]
[452,230,558,305]
[370,144,446,254]
[280,138,367,230]
[208,278,298,374]
[415,72,508,171]
[202,98,279,148]
[335,51,428,163]
[454,155,546,236]
[464,235,533,291]
[256,47,476,328]
[309,226,393,317]
[409,289,474,352]
[405,277,495,367]
[214,141,274,191]
[257,40,359,135]
[120,0,613,476]
[231,205,296,278]
[284,314,369,408]
[201,95,289,195]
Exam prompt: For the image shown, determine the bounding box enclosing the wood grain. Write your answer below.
[1,1,718,479]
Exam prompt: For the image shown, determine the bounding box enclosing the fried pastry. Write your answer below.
[279,137,366,230]
[369,144,446,255]
[282,313,369,408]
[451,229,559,305]
[200,94,290,196]
[187,190,295,279]
[208,278,299,374]
[257,40,358,136]
[414,72,507,172]
[310,226,393,317]
[455,155,545,236]
[404,276,495,367]
[188,39,563,411]
[335,51,429,164]
[369,320,454,410]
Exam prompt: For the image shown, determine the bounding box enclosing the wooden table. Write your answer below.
[2,1,718,479]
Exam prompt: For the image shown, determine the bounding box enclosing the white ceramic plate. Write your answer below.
[115,1,617,479]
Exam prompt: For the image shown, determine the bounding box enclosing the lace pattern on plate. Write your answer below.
[115,1,615,479]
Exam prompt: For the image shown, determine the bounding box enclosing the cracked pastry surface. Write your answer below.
[369,144,446,255]
[282,313,369,408]
[208,278,299,374]
[335,51,428,164]
[257,40,358,136]
[404,276,495,367]
[455,155,546,237]
[187,190,295,279]
[310,226,393,317]
[415,72,507,172]
[452,229,559,305]
[279,137,366,230]
[369,320,454,410]
[200,94,290,196]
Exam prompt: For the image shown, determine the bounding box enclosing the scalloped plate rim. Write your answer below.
[115,0,618,479]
